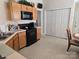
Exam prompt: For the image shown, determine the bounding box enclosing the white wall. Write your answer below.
[0,0,8,32]
[0,0,8,24]
[43,0,48,9]
[72,2,79,33]
[44,0,74,10]
[75,2,79,11]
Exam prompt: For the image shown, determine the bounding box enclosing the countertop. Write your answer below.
[0,30,27,59]
[0,44,14,57]
[0,30,26,44]
[0,44,26,59]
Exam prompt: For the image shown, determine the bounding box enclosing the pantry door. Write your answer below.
[45,8,70,38]
[55,9,70,38]
[46,11,53,36]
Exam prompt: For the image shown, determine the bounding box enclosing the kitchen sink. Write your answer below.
[0,32,13,40]
[0,36,7,40]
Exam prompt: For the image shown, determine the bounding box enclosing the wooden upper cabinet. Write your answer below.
[22,5,37,20]
[22,5,33,12]
[10,2,21,20]
[33,7,37,20]
[8,2,37,20]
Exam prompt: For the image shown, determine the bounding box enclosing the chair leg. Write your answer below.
[67,44,71,51]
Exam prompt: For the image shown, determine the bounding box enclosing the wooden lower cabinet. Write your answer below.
[36,27,41,40]
[6,39,14,49]
[6,31,26,51]
[13,34,19,51]
[6,34,19,51]
[19,31,26,49]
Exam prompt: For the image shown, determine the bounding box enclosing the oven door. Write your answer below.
[21,11,33,20]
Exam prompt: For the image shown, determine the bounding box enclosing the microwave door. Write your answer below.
[21,11,33,20]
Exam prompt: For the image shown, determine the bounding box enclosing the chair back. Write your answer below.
[66,28,72,42]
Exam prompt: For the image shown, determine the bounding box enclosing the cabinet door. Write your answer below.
[13,34,19,51]
[36,27,41,40]
[22,5,32,12]
[12,2,21,20]
[33,7,37,20]
[19,32,26,49]
[6,39,14,49]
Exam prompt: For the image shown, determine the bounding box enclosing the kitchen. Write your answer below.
[0,0,42,59]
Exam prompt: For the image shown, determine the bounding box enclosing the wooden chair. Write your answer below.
[66,28,79,51]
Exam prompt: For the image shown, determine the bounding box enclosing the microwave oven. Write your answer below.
[21,11,33,20]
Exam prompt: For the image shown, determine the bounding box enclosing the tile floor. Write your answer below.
[19,36,79,59]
